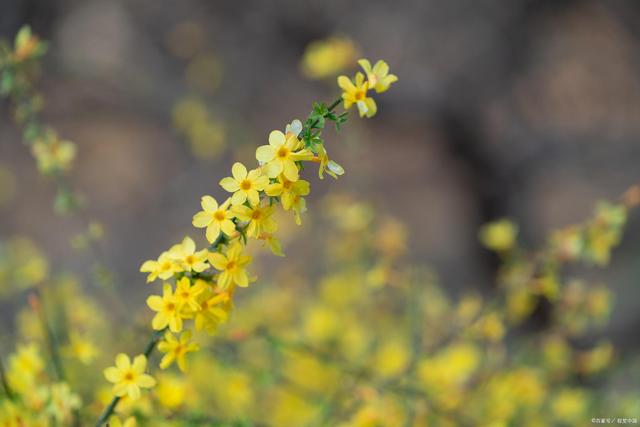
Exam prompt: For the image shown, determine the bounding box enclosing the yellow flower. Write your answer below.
[316,145,344,179]
[47,382,81,424]
[103,354,156,400]
[155,374,188,410]
[169,237,209,273]
[140,252,180,283]
[31,135,76,174]
[300,36,358,79]
[192,196,236,244]
[194,288,231,334]
[233,202,278,238]
[358,59,398,93]
[208,241,251,289]
[108,416,137,427]
[157,330,200,372]
[219,162,268,206]
[478,219,518,252]
[266,175,310,225]
[256,130,313,181]
[337,72,377,118]
[173,276,206,312]
[146,283,186,332]
[64,332,97,364]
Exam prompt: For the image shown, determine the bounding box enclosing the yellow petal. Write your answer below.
[247,190,260,207]
[132,355,147,374]
[338,75,356,92]
[200,195,218,212]
[256,145,275,163]
[113,383,128,397]
[268,130,286,147]
[282,160,299,182]
[115,353,130,370]
[146,295,163,311]
[104,367,121,383]
[231,162,247,181]
[192,211,212,228]
[231,191,247,206]
[127,384,141,400]
[263,160,283,178]
[359,58,373,73]
[208,253,227,270]
[220,177,240,192]
[137,374,156,388]
[205,222,221,243]
[220,220,236,236]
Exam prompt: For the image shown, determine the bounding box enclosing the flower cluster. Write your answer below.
[0,26,79,213]
[99,59,398,412]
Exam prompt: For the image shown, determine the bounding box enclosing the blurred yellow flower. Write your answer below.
[147,283,186,333]
[300,37,358,79]
[108,415,137,427]
[479,218,518,252]
[158,330,200,372]
[173,277,206,312]
[169,237,209,273]
[140,252,180,283]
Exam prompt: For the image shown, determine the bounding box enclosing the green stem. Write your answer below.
[94,329,164,427]
[0,351,14,401]
[33,288,66,381]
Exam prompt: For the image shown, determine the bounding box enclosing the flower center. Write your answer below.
[240,179,252,190]
[277,147,289,159]
[166,302,175,311]
[181,291,190,298]
[355,90,366,101]
[226,261,236,270]
[251,210,262,220]
[214,210,226,221]
[124,371,134,381]
[185,255,194,265]
[283,180,292,190]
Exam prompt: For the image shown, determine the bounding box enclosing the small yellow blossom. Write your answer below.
[208,241,251,289]
[233,202,278,238]
[64,332,97,364]
[32,137,76,174]
[337,72,377,118]
[108,416,137,427]
[140,252,180,283]
[192,196,236,243]
[169,237,209,273]
[157,330,200,372]
[316,145,344,179]
[146,283,186,332]
[155,374,188,410]
[358,59,398,93]
[173,276,206,312]
[301,37,358,79]
[103,354,156,400]
[479,219,518,252]
[195,288,231,334]
[47,382,81,424]
[219,162,268,206]
[256,130,313,181]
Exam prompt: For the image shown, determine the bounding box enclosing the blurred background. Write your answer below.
[1,0,639,396]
